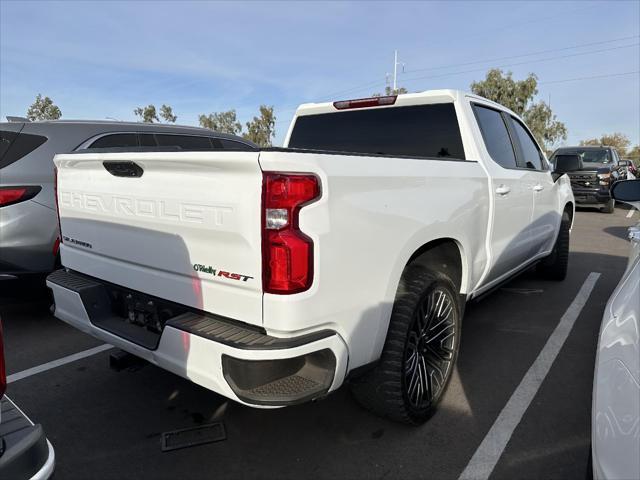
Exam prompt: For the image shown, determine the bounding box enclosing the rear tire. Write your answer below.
[350,266,462,425]
[601,198,615,214]
[538,211,570,281]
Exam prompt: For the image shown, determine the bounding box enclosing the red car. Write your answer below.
[0,320,55,479]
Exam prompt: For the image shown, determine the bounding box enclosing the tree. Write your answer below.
[134,105,159,123]
[522,102,567,154]
[580,132,631,156]
[373,86,408,97]
[134,104,177,123]
[243,105,276,147]
[160,104,177,123]
[627,145,639,165]
[26,94,62,121]
[199,110,242,135]
[471,69,567,150]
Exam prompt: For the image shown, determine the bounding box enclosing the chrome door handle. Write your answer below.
[533,184,544,192]
[495,185,511,196]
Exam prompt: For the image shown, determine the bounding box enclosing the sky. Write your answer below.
[1,0,639,148]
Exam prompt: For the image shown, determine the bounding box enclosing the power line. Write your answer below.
[273,70,640,127]
[282,35,640,109]
[539,70,640,85]
[404,35,640,75]
[273,38,639,123]
[400,42,640,87]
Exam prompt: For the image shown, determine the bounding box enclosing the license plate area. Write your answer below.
[80,282,190,350]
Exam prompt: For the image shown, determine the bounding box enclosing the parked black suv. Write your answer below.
[549,146,622,213]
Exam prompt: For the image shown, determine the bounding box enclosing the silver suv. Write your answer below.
[0,120,256,279]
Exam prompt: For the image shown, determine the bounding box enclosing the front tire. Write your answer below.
[350,266,462,424]
[601,198,615,214]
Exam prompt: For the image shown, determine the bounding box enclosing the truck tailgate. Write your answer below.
[54,151,263,326]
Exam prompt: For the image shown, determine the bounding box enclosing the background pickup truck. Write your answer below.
[549,145,623,213]
[47,90,574,424]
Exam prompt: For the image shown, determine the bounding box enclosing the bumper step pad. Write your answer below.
[47,269,334,351]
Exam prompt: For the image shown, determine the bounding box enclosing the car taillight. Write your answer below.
[54,166,63,246]
[333,95,397,110]
[0,185,41,208]
[262,173,320,294]
[0,320,6,397]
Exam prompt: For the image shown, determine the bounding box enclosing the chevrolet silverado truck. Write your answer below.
[47,90,575,424]
[549,146,623,213]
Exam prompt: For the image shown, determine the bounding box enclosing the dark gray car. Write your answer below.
[0,120,256,279]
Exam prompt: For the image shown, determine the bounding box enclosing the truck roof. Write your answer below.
[293,89,513,117]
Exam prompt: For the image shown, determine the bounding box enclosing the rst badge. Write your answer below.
[193,264,253,282]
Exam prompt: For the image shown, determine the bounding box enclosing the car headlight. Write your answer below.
[597,172,611,185]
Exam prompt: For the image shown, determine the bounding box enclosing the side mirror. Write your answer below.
[611,179,640,203]
[552,154,582,181]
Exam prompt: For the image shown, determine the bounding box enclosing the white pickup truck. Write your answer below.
[47,90,575,424]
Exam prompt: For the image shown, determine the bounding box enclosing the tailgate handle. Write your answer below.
[103,161,144,178]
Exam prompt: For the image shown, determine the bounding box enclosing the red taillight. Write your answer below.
[262,173,320,294]
[0,188,27,206]
[0,320,6,397]
[53,237,61,256]
[54,166,63,246]
[333,95,397,110]
[0,186,41,207]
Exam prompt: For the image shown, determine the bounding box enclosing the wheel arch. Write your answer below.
[564,201,575,228]
[367,235,472,371]
[405,238,466,295]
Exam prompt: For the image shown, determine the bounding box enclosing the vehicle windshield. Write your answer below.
[554,148,611,164]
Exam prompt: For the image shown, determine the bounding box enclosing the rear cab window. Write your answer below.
[288,103,466,159]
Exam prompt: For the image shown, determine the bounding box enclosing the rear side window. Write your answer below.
[0,130,18,160]
[89,133,138,149]
[0,130,48,169]
[139,134,157,147]
[508,117,545,170]
[156,134,214,150]
[288,103,466,159]
[219,139,254,151]
[473,105,517,169]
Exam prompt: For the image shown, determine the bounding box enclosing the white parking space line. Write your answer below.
[459,272,601,480]
[7,344,113,384]
[627,209,635,218]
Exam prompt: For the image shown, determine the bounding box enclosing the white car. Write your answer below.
[47,90,574,424]
[592,179,640,479]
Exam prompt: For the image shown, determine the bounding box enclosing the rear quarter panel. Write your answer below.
[258,150,490,369]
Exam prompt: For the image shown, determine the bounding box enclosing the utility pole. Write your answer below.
[392,50,405,94]
[393,50,398,92]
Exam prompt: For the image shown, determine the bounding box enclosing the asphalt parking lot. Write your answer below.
[1,205,637,480]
